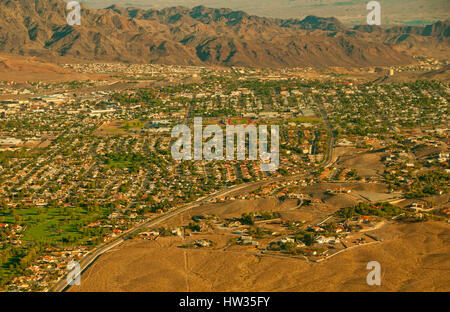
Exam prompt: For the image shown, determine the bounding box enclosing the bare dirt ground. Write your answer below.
[0,54,98,82]
[336,150,387,178]
[93,120,128,136]
[68,220,449,292]
[163,194,353,227]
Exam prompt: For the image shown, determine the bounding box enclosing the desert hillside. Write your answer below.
[68,220,450,292]
[0,0,448,67]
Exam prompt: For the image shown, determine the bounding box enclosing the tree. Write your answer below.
[241,213,254,225]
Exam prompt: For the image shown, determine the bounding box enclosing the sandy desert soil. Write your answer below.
[68,221,450,292]
[336,151,386,178]
[0,54,103,82]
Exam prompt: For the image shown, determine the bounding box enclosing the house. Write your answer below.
[315,236,336,244]
[279,237,295,245]
[335,225,345,233]
[238,235,258,246]
[172,228,183,236]
[409,202,427,211]
[357,216,371,223]
[194,239,212,247]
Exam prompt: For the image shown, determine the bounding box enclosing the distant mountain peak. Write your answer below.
[0,0,446,67]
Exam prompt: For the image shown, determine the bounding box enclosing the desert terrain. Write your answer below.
[68,220,449,292]
[67,187,450,292]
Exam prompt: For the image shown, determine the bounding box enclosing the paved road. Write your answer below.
[54,103,337,292]
[52,177,283,292]
[314,98,335,168]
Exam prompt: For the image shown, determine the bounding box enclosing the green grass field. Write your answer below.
[0,204,110,285]
[1,204,108,244]
[120,119,146,130]
[289,117,323,124]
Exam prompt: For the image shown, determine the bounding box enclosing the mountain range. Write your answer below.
[83,0,450,25]
[0,0,448,68]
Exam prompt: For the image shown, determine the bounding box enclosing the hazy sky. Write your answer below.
[78,0,449,25]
